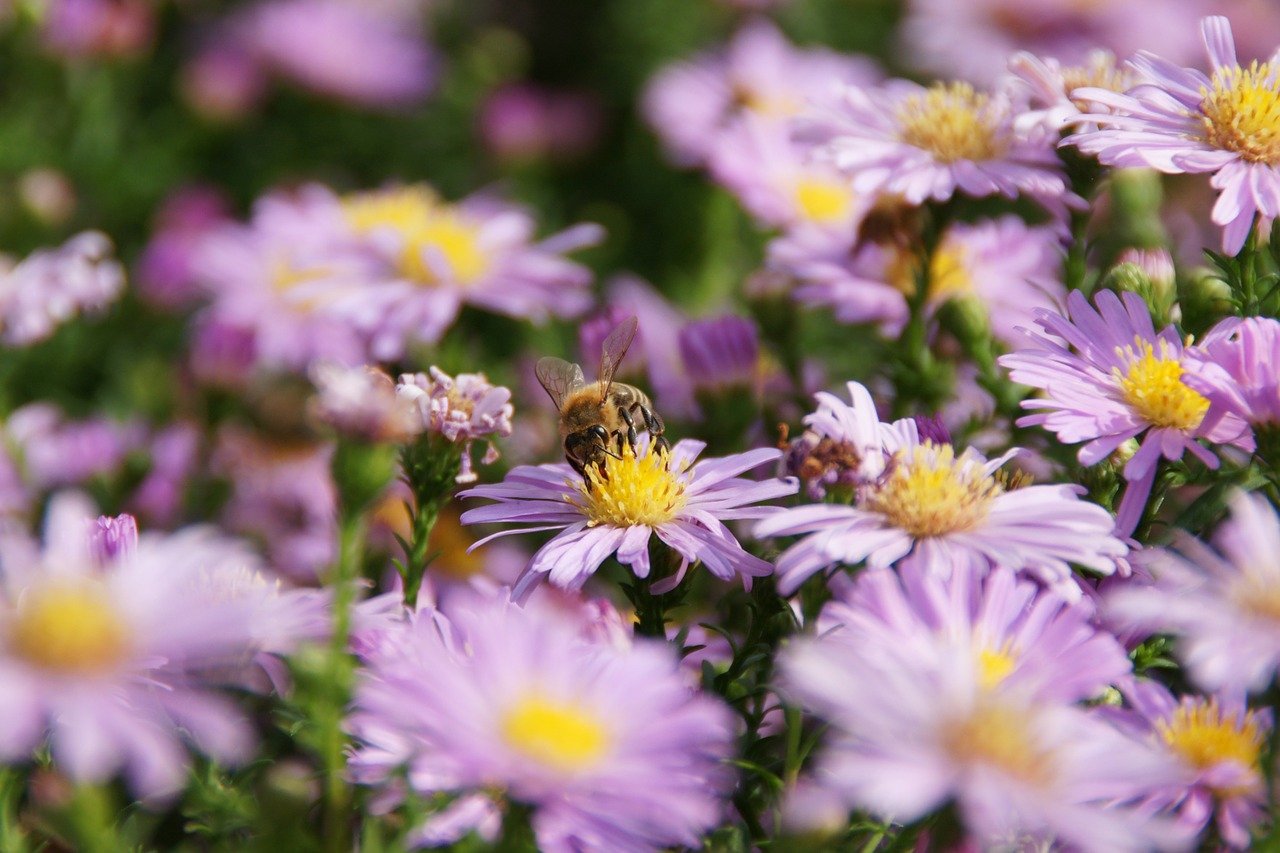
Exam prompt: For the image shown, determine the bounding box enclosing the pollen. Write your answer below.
[1062,53,1134,111]
[1158,698,1265,793]
[573,443,690,528]
[793,177,855,225]
[342,185,489,286]
[866,443,1002,538]
[1115,338,1209,431]
[1200,61,1280,164]
[977,642,1019,691]
[8,581,131,674]
[895,82,1010,164]
[943,701,1053,785]
[501,694,611,773]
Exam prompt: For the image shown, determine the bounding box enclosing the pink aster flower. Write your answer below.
[308,361,418,443]
[1005,49,1139,136]
[347,591,735,853]
[1183,315,1280,432]
[782,590,1184,853]
[1102,680,1269,849]
[800,77,1075,214]
[999,289,1252,536]
[770,228,911,335]
[396,367,514,483]
[460,437,796,599]
[757,381,1126,599]
[338,184,603,359]
[0,494,325,800]
[0,231,124,346]
[5,403,144,493]
[1066,16,1280,254]
[1107,491,1280,694]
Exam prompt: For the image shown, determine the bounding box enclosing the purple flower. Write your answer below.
[1066,16,1280,254]
[88,513,138,564]
[0,494,323,800]
[757,381,1126,599]
[5,403,144,492]
[677,315,759,393]
[999,289,1252,535]
[1107,491,1280,694]
[396,367,514,483]
[478,83,603,164]
[1183,315,1280,432]
[347,591,736,853]
[0,231,124,346]
[1103,680,1269,849]
[460,437,796,599]
[308,362,418,443]
[781,569,1184,852]
[1006,50,1138,136]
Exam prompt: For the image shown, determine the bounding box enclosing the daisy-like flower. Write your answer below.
[801,77,1074,212]
[339,184,602,358]
[1103,680,1270,849]
[1067,16,1280,254]
[1107,490,1280,694]
[347,591,735,853]
[308,361,418,443]
[1006,49,1139,136]
[0,231,124,346]
[757,381,1125,599]
[0,494,326,800]
[460,437,796,600]
[396,367,514,484]
[999,289,1252,536]
[1183,315,1280,434]
[781,589,1183,853]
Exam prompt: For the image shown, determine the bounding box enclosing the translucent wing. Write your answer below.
[597,315,638,402]
[536,357,586,408]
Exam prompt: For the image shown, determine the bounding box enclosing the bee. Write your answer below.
[536,315,668,482]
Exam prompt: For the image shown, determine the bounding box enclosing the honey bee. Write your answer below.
[536,316,668,482]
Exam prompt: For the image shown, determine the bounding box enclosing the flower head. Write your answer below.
[1066,16,1280,253]
[461,437,795,599]
[758,382,1125,599]
[1184,315,1280,432]
[396,367,514,483]
[999,288,1252,535]
[0,231,124,347]
[347,591,735,853]
[308,361,418,443]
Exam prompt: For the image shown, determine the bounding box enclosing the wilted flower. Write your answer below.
[460,437,795,599]
[347,592,736,853]
[0,231,125,347]
[1067,16,1280,254]
[396,367,514,484]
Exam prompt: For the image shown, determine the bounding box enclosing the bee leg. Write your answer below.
[635,404,669,453]
[616,406,639,451]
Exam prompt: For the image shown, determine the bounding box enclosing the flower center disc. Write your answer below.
[866,443,1001,538]
[1200,61,1280,164]
[895,82,1009,164]
[343,186,489,286]
[574,443,690,528]
[942,701,1053,785]
[1159,699,1264,793]
[793,177,854,224]
[1116,339,1209,431]
[501,694,611,773]
[9,581,131,674]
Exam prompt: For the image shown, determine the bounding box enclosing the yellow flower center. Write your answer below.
[343,186,489,286]
[8,581,131,674]
[1062,54,1133,110]
[895,82,1010,164]
[942,702,1053,785]
[866,443,1002,538]
[887,241,972,303]
[1200,61,1280,164]
[501,694,611,772]
[1158,698,1265,794]
[573,443,690,528]
[793,177,855,225]
[977,642,1018,691]
[1115,338,1209,431]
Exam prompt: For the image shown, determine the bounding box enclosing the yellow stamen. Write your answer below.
[793,177,855,225]
[1200,61,1280,163]
[1158,698,1265,795]
[896,82,1010,164]
[343,186,489,286]
[573,444,690,528]
[501,694,611,772]
[866,443,1002,538]
[8,581,131,674]
[1062,54,1133,110]
[1115,338,1209,431]
[977,642,1018,691]
[942,701,1053,785]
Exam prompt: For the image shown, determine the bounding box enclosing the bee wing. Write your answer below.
[536,357,586,408]
[597,315,638,402]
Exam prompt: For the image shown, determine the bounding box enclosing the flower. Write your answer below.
[757,381,1125,599]
[460,437,796,599]
[1102,680,1269,849]
[781,580,1183,853]
[1106,491,1280,694]
[800,78,1074,213]
[5,403,144,493]
[1066,16,1280,254]
[1006,49,1138,136]
[1183,315,1280,432]
[0,231,124,346]
[396,367,514,484]
[0,494,324,800]
[88,513,138,563]
[308,361,418,443]
[677,315,759,394]
[347,591,735,853]
[999,288,1252,536]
